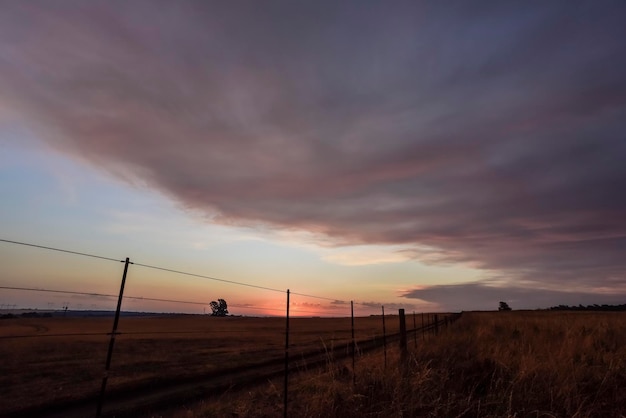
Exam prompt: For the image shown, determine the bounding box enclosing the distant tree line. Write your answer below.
[1,312,53,319]
[548,304,626,312]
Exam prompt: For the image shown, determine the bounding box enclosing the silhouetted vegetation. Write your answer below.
[1,312,52,319]
[548,303,626,311]
[21,312,52,318]
[209,298,229,316]
[498,301,511,311]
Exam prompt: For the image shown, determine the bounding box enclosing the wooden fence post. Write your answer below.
[382,305,387,369]
[413,311,417,348]
[398,309,407,363]
[351,300,356,385]
[283,289,290,418]
[96,257,131,418]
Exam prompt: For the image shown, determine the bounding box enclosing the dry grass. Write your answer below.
[180,311,626,418]
[3,311,623,417]
[0,314,402,414]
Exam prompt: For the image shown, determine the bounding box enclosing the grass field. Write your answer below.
[2,311,624,417]
[180,311,626,418]
[0,313,406,415]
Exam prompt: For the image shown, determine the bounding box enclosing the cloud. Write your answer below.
[1,2,625,289]
[358,301,424,312]
[402,282,626,311]
[321,245,414,266]
[292,301,322,308]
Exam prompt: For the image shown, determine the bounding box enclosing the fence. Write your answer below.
[0,238,460,417]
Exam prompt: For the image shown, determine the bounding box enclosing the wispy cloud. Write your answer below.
[358,301,423,312]
[321,245,414,266]
[1,2,625,292]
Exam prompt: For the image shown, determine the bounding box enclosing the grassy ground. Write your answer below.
[177,311,626,418]
[0,313,407,415]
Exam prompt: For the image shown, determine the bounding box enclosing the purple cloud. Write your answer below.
[1,2,625,290]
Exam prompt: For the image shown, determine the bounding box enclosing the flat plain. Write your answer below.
[2,311,625,417]
[180,311,626,418]
[0,313,404,415]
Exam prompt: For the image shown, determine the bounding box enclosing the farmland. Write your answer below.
[183,311,626,418]
[1,311,625,417]
[0,313,403,416]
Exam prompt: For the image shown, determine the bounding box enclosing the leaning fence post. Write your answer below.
[382,305,387,369]
[96,257,131,418]
[351,300,356,385]
[283,289,290,418]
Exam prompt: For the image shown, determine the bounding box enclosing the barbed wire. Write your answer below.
[0,332,111,340]
[0,286,350,316]
[0,286,204,306]
[0,328,380,347]
[132,262,285,294]
[0,238,369,306]
[0,238,122,263]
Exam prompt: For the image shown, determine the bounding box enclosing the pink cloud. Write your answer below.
[1,1,625,292]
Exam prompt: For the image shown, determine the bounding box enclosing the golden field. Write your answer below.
[182,311,626,418]
[0,313,406,415]
[2,311,624,417]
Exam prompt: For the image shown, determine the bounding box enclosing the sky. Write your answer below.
[1,1,625,315]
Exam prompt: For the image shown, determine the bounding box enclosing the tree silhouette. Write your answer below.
[209,299,229,316]
[498,301,512,311]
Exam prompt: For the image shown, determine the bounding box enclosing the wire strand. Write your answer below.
[0,238,377,309]
[0,286,203,306]
[0,238,122,263]
[132,262,286,294]
[0,329,368,340]
[0,286,348,315]
[0,332,110,340]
